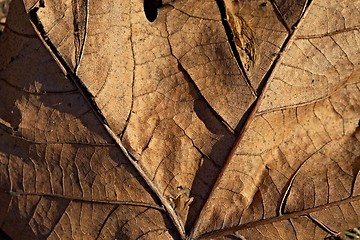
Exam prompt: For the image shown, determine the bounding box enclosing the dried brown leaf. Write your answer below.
[0,0,359,239]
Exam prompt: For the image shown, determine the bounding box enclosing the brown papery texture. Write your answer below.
[0,0,359,239]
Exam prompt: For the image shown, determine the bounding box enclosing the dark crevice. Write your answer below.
[216,0,255,94]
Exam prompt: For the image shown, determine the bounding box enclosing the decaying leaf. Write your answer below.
[0,0,359,239]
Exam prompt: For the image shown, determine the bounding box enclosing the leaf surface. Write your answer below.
[0,0,359,239]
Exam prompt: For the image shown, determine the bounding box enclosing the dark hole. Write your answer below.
[0,228,12,240]
[260,2,267,7]
[144,0,161,22]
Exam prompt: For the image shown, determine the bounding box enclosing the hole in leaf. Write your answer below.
[144,0,161,22]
